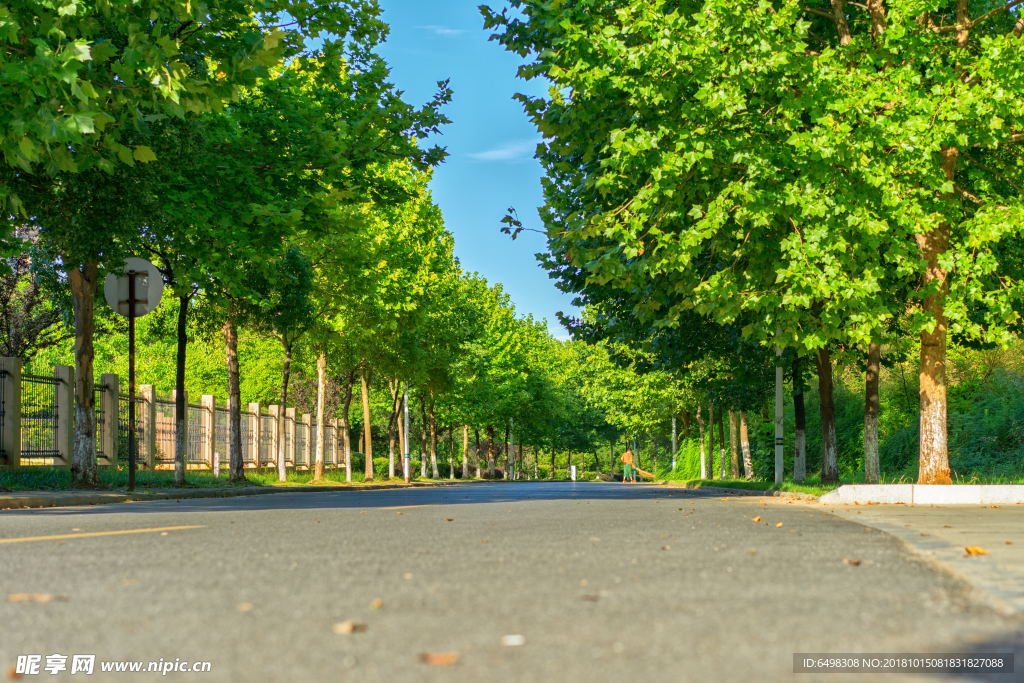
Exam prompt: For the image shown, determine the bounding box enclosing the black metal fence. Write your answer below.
[187,405,205,464]
[0,370,7,464]
[117,393,144,463]
[93,383,107,459]
[21,372,62,461]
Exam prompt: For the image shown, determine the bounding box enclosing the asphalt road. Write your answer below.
[2,482,1022,682]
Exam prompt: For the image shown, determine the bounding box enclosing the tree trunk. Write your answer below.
[69,262,100,486]
[474,428,481,478]
[793,358,807,483]
[696,403,707,479]
[341,371,355,483]
[360,359,373,481]
[549,443,554,479]
[915,148,956,485]
[419,394,428,477]
[449,422,455,480]
[397,386,405,473]
[387,380,400,479]
[864,341,881,483]
[486,425,495,478]
[462,425,469,478]
[429,399,439,478]
[276,337,292,483]
[313,351,327,481]
[223,316,244,482]
[816,345,839,484]
[717,405,726,480]
[729,410,740,479]
[739,412,753,479]
[174,295,189,486]
[681,411,691,439]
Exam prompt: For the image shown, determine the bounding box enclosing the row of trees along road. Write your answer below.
[0,0,450,485]
[484,0,1024,484]
[1,0,688,489]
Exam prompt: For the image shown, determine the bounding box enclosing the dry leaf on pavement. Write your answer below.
[842,559,862,566]
[332,621,367,634]
[418,652,460,665]
[751,516,761,522]
[775,522,784,528]
[7,594,64,603]
[965,546,990,556]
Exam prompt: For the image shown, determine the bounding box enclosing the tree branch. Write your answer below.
[802,6,835,19]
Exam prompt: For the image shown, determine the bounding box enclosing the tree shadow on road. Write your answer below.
[0,482,724,518]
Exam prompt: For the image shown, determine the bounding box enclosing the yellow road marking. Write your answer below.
[381,504,436,510]
[0,525,206,544]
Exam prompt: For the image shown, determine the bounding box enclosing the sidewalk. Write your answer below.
[0,479,478,511]
[819,500,1024,615]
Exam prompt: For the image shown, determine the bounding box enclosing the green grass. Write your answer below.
[0,466,431,491]
[668,477,838,497]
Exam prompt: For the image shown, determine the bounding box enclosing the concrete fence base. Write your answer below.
[820,484,1024,505]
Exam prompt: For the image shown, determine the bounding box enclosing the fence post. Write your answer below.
[201,395,215,469]
[286,407,296,467]
[300,413,310,469]
[140,385,156,470]
[329,418,338,467]
[248,403,260,468]
[100,373,118,465]
[54,365,73,468]
[0,357,22,469]
[268,405,279,468]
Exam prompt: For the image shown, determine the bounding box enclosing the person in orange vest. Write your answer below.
[620,449,635,483]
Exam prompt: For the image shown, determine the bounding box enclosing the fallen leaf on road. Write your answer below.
[748,550,757,555]
[842,559,862,566]
[418,652,459,665]
[590,537,601,542]
[480,539,488,544]
[1007,542,1013,545]
[921,533,929,537]
[944,525,952,528]
[9,664,22,679]
[7,594,65,603]
[580,579,588,586]
[333,621,367,634]
[965,546,990,556]
[237,603,253,612]
[396,512,404,515]
[720,498,729,501]
[776,522,784,528]
[751,516,761,522]
[661,545,671,550]
[371,599,383,609]
[500,635,526,647]
[581,595,600,602]
[444,518,454,522]
[992,505,1001,508]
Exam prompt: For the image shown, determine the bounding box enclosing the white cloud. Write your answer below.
[418,25,466,37]
[468,139,540,162]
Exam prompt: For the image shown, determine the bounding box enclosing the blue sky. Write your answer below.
[373,0,579,339]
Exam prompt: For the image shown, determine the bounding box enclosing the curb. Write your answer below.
[820,484,1024,505]
[662,482,819,502]
[0,479,485,510]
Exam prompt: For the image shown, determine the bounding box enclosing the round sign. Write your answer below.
[103,257,164,317]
